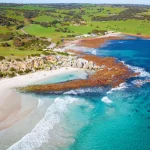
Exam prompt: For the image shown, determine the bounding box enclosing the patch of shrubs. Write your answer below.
[1,42,11,47]
[17,70,24,75]
[31,53,41,57]
[16,24,24,30]
[0,72,16,78]
[57,52,69,56]
[0,72,3,78]
[42,51,50,55]
[16,58,22,61]
[8,72,16,78]
[24,69,32,74]
[91,29,107,35]
[10,67,16,72]
[35,67,42,71]
[0,56,5,61]
[0,33,14,41]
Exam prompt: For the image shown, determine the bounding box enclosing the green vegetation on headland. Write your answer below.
[0,48,70,78]
[0,33,51,56]
[0,3,150,79]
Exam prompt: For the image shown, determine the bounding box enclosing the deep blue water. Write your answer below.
[96,38,150,71]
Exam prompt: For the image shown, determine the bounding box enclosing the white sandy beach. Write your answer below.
[0,67,82,131]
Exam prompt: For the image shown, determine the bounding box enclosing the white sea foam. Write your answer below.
[64,87,103,95]
[37,98,44,108]
[91,49,97,55]
[132,79,150,87]
[101,96,113,104]
[121,62,150,86]
[126,64,150,78]
[107,83,128,94]
[8,96,77,150]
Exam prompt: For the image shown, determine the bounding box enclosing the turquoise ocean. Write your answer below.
[7,37,150,150]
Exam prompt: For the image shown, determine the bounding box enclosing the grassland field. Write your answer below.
[23,19,150,38]
[0,4,150,57]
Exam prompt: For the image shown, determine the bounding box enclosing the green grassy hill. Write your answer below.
[0,3,150,57]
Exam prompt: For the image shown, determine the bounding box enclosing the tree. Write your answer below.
[1,42,10,47]
[24,11,39,19]
[16,24,24,30]
[0,56,5,61]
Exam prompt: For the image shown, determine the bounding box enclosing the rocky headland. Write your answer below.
[20,52,138,93]
[0,52,100,79]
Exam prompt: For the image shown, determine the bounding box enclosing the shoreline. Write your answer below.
[124,33,150,39]
[60,33,124,50]
[0,67,83,131]
[0,32,149,130]
[72,33,124,48]
[63,32,150,50]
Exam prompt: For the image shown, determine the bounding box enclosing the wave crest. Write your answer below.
[127,64,150,78]
[64,87,104,95]
[8,96,77,150]
[8,96,93,150]
[101,96,113,104]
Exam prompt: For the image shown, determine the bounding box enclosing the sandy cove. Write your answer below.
[0,67,82,131]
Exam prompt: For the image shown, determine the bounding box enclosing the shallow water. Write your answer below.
[3,37,150,150]
[33,69,88,85]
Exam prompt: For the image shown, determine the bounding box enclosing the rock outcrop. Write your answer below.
[0,54,101,78]
[21,55,138,93]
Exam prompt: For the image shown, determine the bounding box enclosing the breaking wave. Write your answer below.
[101,96,113,104]
[107,83,128,94]
[91,49,97,55]
[64,87,105,96]
[8,96,77,150]
[126,64,150,78]
[8,96,94,150]
[121,62,150,87]
[127,64,150,87]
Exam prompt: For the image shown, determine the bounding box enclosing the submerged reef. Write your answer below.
[78,36,123,48]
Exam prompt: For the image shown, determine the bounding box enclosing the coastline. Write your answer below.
[64,33,150,50]
[1,32,149,130]
[0,67,84,131]
[76,33,124,48]
[124,33,150,39]
[60,33,124,50]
